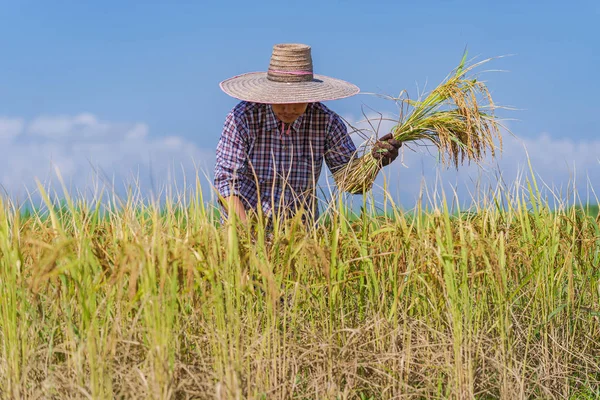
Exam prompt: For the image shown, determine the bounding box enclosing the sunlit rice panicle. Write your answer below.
[334,53,503,193]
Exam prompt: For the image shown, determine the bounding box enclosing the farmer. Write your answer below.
[214,43,401,223]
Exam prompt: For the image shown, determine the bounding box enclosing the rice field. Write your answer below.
[1,175,599,399]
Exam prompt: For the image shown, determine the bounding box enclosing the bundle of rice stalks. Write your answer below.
[334,53,503,193]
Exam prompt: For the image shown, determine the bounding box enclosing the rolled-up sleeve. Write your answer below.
[324,114,357,173]
[214,110,250,201]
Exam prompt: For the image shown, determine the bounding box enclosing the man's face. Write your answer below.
[271,103,309,124]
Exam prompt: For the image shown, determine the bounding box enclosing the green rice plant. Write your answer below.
[334,52,502,193]
[0,198,30,399]
[0,170,599,398]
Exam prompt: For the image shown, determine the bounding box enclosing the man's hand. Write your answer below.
[223,195,248,223]
[372,133,402,166]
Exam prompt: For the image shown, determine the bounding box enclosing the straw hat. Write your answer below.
[219,43,360,104]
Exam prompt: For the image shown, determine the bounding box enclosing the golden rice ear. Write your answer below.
[333,54,502,192]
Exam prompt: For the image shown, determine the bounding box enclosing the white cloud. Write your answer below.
[125,123,149,140]
[27,113,140,141]
[0,114,215,202]
[0,118,24,142]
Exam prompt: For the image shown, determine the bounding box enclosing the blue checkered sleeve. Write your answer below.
[214,110,251,203]
[324,114,357,173]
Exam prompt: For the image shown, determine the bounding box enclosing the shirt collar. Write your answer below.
[265,104,307,134]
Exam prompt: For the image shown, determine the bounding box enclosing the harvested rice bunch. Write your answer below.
[334,53,502,193]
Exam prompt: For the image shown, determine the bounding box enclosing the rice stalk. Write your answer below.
[334,52,503,193]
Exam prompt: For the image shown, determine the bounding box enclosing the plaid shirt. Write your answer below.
[214,101,356,220]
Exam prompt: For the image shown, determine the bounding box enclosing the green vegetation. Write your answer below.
[1,176,599,399]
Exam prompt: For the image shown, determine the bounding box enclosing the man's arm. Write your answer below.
[324,115,402,194]
[214,107,252,221]
[324,114,358,189]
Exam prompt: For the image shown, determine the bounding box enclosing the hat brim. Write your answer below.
[220,72,360,104]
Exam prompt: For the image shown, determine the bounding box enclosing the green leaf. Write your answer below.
[457,47,469,75]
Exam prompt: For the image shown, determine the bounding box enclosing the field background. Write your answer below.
[1,1,599,398]
[1,176,599,400]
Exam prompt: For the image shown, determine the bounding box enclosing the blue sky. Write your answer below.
[1,0,599,206]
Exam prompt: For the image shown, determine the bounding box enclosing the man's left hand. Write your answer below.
[372,133,402,166]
